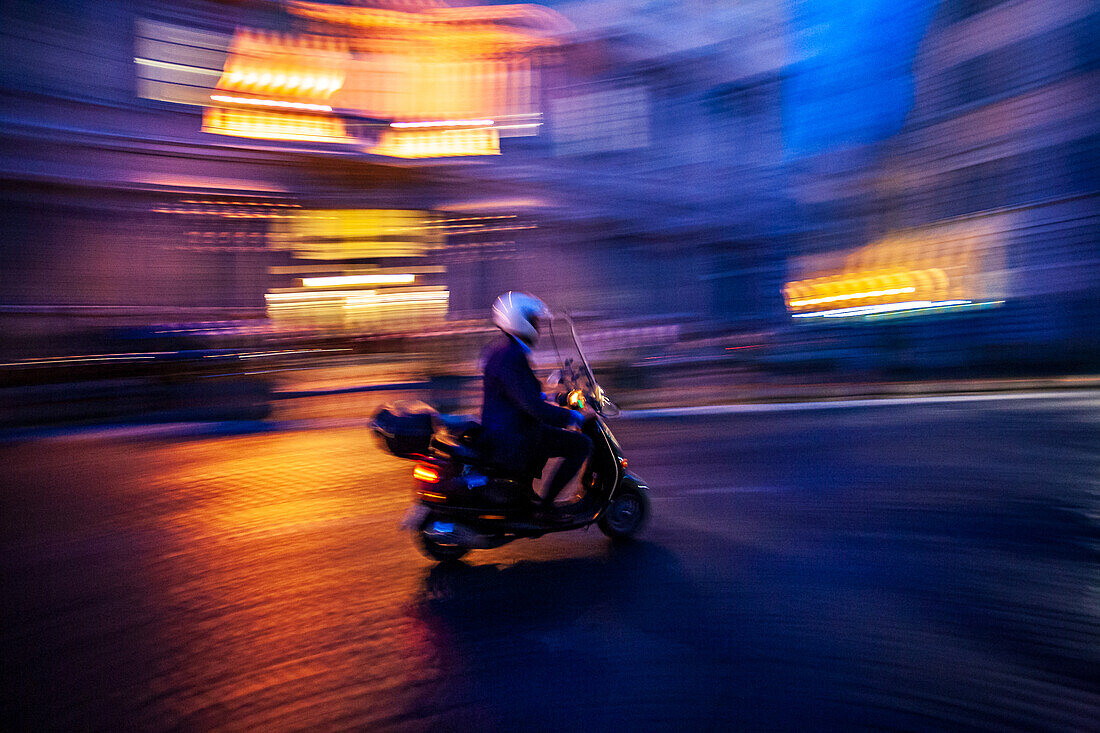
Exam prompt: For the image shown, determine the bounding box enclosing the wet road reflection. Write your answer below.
[2,396,1098,730]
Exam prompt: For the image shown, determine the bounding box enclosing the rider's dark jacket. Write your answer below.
[480,333,576,475]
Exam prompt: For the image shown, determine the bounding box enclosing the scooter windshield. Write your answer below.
[547,314,619,417]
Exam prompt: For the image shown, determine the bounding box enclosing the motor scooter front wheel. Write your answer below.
[598,487,649,541]
[416,513,470,562]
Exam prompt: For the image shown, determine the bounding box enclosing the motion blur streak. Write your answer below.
[188,0,565,153]
[784,215,1010,318]
[0,0,1098,729]
[0,0,1096,421]
[3,397,1099,730]
[301,274,416,287]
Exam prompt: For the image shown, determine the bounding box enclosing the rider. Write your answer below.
[481,292,593,520]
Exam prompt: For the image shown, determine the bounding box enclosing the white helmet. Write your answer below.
[492,291,550,346]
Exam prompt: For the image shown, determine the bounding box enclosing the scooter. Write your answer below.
[370,315,650,562]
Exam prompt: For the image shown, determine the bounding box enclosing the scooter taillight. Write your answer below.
[413,464,440,483]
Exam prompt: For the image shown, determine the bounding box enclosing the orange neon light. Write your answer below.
[202,108,350,143]
[211,95,332,112]
[784,218,1009,315]
[392,119,494,128]
[369,127,500,158]
[203,2,567,151]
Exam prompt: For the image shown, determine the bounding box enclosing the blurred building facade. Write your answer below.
[0,0,569,350]
[499,0,795,326]
[784,0,1098,370]
[1,0,1097,370]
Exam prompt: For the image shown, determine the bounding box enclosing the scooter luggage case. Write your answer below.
[371,402,436,459]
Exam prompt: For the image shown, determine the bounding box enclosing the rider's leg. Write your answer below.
[538,426,593,507]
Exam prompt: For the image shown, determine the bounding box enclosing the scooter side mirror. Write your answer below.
[546,369,562,386]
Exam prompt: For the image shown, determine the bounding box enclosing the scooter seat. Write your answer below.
[429,432,487,465]
[429,433,534,484]
[434,413,480,435]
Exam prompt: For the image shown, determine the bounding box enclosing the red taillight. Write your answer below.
[413,464,440,483]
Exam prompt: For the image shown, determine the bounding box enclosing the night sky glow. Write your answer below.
[783,0,938,156]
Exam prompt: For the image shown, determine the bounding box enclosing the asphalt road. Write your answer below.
[2,394,1098,731]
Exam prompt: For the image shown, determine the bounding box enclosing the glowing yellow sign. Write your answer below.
[269,209,442,260]
[369,127,500,158]
[198,2,567,150]
[784,216,1009,319]
[302,274,416,287]
[203,107,349,143]
[266,286,450,332]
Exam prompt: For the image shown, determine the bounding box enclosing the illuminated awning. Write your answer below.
[784,216,1010,321]
[188,1,565,153]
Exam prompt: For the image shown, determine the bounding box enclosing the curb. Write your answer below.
[0,420,283,444]
[272,375,479,399]
[618,388,1100,419]
[0,418,377,444]
[272,381,434,399]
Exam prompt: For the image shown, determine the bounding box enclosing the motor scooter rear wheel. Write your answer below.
[417,513,470,562]
[598,487,649,540]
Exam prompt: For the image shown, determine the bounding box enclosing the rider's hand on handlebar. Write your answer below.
[571,407,598,427]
